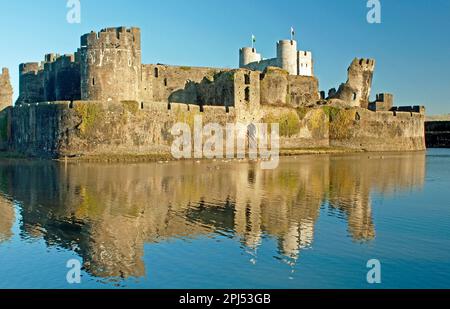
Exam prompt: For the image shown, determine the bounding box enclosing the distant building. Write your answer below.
[239,39,313,76]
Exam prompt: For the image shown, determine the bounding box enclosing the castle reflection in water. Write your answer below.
[0,153,426,279]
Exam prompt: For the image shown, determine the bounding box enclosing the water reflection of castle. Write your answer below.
[0,153,426,279]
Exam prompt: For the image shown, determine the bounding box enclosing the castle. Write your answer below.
[0,26,426,159]
[13,27,321,109]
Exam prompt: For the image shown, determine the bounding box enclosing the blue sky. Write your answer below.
[0,0,449,114]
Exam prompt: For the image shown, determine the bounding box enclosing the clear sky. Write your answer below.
[1,0,449,115]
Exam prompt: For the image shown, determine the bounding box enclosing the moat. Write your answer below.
[0,150,449,289]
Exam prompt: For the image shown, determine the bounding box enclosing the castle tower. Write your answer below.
[298,50,313,76]
[0,68,13,111]
[79,27,142,102]
[18,62,44,104]
[239,47,262,68]
[331,58,376,108]
[277,40,298,75]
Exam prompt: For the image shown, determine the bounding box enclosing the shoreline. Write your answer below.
[0,147,428,164]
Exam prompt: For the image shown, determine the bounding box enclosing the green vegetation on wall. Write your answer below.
[328,108,356,140]
[264,110,301,137]
[121,101,139,115]
[322,106,340,120]
[74,103,103,136]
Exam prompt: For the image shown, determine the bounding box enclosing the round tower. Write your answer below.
[276,40,298,75]
[239,47,262,68]
[79,27,142,102]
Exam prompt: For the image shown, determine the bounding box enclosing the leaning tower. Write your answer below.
[0,68,13,111]
[79,27,142,102]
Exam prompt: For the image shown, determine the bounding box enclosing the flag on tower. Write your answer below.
[291,27,295,40]
[251,34,256,48]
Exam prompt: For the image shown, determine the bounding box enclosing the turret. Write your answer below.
[239,47,262,68]
[79,27,142,102]
[277,40,298,75]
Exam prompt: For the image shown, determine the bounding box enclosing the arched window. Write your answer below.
[154,67,159,78]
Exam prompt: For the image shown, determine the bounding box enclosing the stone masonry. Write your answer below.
[0,68,13,111]
[0,26,427,158]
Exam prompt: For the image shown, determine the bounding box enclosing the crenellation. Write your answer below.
[2,25,427,158]
[328,58,375,108]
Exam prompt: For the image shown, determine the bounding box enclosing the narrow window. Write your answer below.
[92,78,95,86]
[244,87,250,102]
[141,102,144,109]
[154,67,159,78]
[164,78,168,86]
[244,74,250,85]
[352,92,357,101]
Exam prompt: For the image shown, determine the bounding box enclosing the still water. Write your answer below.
[0,149,449,289]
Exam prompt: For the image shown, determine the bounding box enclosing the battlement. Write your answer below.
[350,58,376,71]
[19,62,43,75]
[80,27,141,49]
[392,106,426,115]
[369,93,394,111]
[298,50,312,58]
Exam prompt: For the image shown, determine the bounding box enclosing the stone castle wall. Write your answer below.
[0,101,425,159]
[329,107,426,151]
[18,54,81,104]
[0,101,332,158]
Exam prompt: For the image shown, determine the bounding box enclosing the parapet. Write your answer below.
[19,62,43,74]
[239,47,262,67]
[369,93,394,112]
[298,50,312,58]
[392,106,426,115]
[350,58,376,71]
[80,27,141,50]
